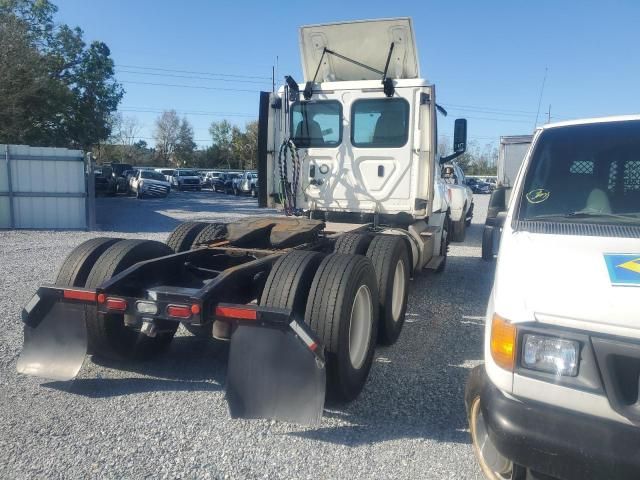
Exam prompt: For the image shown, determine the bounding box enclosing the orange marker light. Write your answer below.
[490,314,517,371]
[191,304,201,315]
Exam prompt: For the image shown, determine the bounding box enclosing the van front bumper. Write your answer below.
[481,379,640,480]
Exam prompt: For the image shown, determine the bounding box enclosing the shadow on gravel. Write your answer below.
[42,336,228,397]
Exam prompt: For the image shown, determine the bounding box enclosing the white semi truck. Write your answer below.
[17,18,467,425]
[466,115,640,479]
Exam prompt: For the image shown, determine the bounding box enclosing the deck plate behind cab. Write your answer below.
[226,217,324,248]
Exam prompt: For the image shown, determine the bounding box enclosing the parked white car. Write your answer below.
[232,171,259,197]
[129,170,171,198]
[441,161,474,241]
[466,115,640,480]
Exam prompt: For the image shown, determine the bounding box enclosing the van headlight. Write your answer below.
[522,334,579,376]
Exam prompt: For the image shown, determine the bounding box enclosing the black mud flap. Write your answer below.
[17,296,88,381]
[226,321,326,425]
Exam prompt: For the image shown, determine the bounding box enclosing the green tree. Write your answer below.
[209,120,234,168]
[174,118,196,166]
[0,0,123,148]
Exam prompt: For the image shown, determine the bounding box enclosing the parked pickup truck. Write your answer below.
[441,161,474,241]
[233,171,259,197]
[130,169,171,198]
[172,169,202,191]
[466,115,640,480]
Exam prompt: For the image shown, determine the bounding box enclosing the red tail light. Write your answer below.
[167,304,191,319]
[215,306,257,321]
[63,289,97,302]
[105,297,127,311]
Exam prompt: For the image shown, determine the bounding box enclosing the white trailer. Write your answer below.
[497,135,533,188]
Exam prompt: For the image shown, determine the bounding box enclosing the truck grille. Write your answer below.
[515,221,640,238]
[183,179,199,185]
[145,184,169,196]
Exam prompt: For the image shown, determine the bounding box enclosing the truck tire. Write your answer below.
[482,226,495,261]
[333,233,371,255]
[85,239,177,360]
[366,235,410,345]
[451,218,466,242]
[305,254,379,401]
[436,216,450,274]
[466,365,520,480]
[55,237,122,287]
[166,221,208,253]
[260,250,325,316]
[191,222,227,248]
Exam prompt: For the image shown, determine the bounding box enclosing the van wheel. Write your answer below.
[166,221,208,253]
[451,218,466,242]
[305,254,379,401]
[366,235,410,345]
[55,237,123,287]
[84,240,178,360]
[466,366,521,480]
[482,226,495,261]
[333,233,372,255]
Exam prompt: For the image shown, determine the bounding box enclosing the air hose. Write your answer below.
[278,138,304,216]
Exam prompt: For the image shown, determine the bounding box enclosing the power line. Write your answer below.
[120,80,261,93]
[120,107,256,117]
[442,103,538,115]
[116,64,271,80]
[117,69,271,85]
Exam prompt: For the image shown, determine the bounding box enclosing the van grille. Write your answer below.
[515,221,640,238]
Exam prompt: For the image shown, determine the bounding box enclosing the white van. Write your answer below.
[466,115,640,480]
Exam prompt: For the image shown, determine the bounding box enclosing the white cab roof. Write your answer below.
[299,18,420,82]
[542,114,640,130]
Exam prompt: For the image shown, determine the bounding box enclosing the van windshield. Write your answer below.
[518,120,640,225]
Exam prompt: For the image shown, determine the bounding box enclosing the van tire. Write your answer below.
[333,233,372,255]
[366,235,410,345]
[55,237,122,287]
[84,240,178,360]
[166,221,208,253]
[482,226,495,261]
[305,254,379,402]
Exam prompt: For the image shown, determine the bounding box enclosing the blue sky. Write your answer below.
[54,0,640,148]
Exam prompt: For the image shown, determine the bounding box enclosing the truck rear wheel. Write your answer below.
[260,250,325,315]
[84,240,178,360]
[436,216,450,274]
[333,233,371,255]
[191,222,227,248]
[366,235,410,345]
[55,237,122,287]
[305,254,379,402]
[166,221,208,253]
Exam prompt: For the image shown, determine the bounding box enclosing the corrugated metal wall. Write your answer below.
[0,145,89,229]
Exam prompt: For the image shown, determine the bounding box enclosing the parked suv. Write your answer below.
[129,170,171,198]
[213,172,240,193]
[466,116,640,480]
[172,169,202,191]
[441,161,474,241]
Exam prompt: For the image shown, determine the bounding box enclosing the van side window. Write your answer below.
[351,98,410,148]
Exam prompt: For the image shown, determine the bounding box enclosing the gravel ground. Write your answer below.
[0,191,493,479]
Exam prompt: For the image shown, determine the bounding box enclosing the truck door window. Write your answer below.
[351,98,409,148]
[290,101,342,148]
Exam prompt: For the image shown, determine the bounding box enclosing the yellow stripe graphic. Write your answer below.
[618,258,640,274]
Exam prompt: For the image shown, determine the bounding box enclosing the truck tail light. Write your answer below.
[167,304,192,319]
[63,289,97,302]
[215,306,257,321]
[105,297,127,312]
[491,314,516,371]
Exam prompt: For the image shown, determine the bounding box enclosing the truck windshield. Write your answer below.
[518,120,640,224]
[290,101,342,148]
[140,171,166,181]
[177,170,197,176]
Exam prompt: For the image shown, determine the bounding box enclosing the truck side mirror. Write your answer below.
[453,118,467,154]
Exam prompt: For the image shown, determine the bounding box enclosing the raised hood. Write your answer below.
[495,231,640,338]
[299,18,420,82]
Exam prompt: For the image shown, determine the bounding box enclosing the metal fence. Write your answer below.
[1,145,93,229]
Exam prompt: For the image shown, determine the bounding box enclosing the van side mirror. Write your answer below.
[453,118,467,154]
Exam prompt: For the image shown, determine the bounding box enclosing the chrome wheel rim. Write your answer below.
[470,397,513,479]
[391,259,406,322]
[349,284,372,369]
